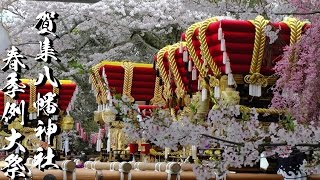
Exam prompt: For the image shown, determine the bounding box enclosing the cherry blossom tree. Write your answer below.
[0,0,295,123]
[271,0,320,124]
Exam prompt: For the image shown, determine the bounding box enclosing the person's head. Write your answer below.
[43,174,57,180]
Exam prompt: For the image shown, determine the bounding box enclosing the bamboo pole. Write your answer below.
[91,161,132,171]
[56,160,76,172]
[131,162,181,173]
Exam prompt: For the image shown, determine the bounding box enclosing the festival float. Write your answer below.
[89,61,165,161]
[84,15,320,180]
[1,15,317,180]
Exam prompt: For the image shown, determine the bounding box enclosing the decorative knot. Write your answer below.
[209,75,219,87]
[244,73,268,87]
[200,78,207,89]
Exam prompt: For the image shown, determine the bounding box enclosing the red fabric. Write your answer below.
[99,65,156,75]
[99,64,158,101]
[140,143,151,155]
[188,20,301,75]
[181,32,186,41]
[129,143,139,154]
[0,81,76,113]
[165,50,198,93]
[206,20,255,35]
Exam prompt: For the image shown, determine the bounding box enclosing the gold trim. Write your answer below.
[99,61,152,68]
[28,79,37,113]
[156,46,172,101]
[4,94,14,104]
[122,61,135,102]
[198,17,221,77]
[282,17,307,62]
[90,73,102,104]
[168,43,187,99]
[239,105,285,115]
[93,64,107,104]
[186,21,206,78]
[248,15,269,74]
[150,77,166,105]
[282,17,307,46]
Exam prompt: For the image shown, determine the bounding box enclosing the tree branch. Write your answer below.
[274,11,320,15]
[131,33,159,52]
[201,134,245,147]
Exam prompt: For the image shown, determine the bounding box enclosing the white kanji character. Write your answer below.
[2,128,25,153]
[2,154,30,179]
[2,46,28,73]
[35,119,57,145]
[35,37,59,63]
[32,147,59,171]
[33,92,58,116]
[1,72,26,99]
[35,66,60,88]
[1,101,26,125]
[46,118,57,145]
[35,120,46,142]
[35,11,58,36]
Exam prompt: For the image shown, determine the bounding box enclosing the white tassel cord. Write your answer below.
[191,68,197,81]
[102,67,108,85]
[107,91,112,100]
[64,136,70,156]
[223,51,227,64]
[165,147,170,160]
[191,145,197,159]
[214,86,220,99]
[188,60,192,72]
[225,62,231,74]
[256,85,262,97]
[183,50,188,62]
[218,22,223,40]
[96,129,102,152]
[197,79,201,91]
[249,84,262,97]
[201,88,207,101]
[228,73,234,86]
[221,37,226,52]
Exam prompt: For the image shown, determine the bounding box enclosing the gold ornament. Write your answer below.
[61,115,74,131]
[8,117,23,131]
[221,88,240,106]
[94,111,104,124]
[102,109,116,124]
[196,92,210,121]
